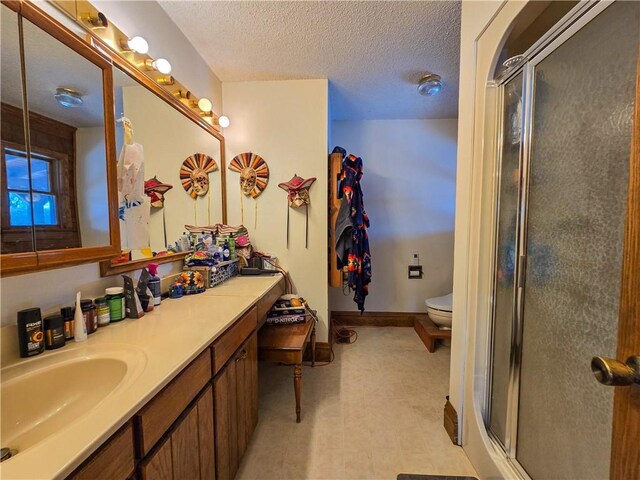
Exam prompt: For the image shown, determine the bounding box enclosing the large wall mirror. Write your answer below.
[1,1,119,274]
[108,66,225,273]
[1,1,226,276]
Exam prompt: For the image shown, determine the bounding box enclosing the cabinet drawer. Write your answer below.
[212,306,257,374]
[135,349,212,457]
[256,277,285,322]
[70,422,135,480]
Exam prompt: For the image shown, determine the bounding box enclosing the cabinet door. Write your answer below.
[237,332,258,457]
[171,403,200,480]
[196,385,215,480]
[248,333,259,436]
[235,345,249,459]
[139,437,172,480]
[214,361,238,480]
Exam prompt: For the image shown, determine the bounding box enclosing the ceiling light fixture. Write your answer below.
[121,35,149,54]
[145,58,171,75]
[54,87,83,108]
[417,73,442,96]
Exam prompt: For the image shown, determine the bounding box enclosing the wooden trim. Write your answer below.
[443,399,459,445]
[328,152,342,287]
[610,42,640,480]
[102,57,121,257]
[220,136,227,225]
[99,251,190,277]
[331,311,418,328]
[1,1,21,13]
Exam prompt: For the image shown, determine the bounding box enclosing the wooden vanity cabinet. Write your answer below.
[69,421,135,480]
[214,332,259,480]
[138,384,214,480]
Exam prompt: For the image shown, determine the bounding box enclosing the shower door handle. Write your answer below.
[591,356,640,386]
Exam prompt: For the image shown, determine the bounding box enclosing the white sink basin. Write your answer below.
[1,345,146,454]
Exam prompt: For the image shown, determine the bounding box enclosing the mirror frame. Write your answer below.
[1,0,120,276]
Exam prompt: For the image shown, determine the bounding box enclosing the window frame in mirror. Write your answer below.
[0,0,120,276]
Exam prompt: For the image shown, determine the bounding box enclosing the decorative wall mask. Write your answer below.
[229,152,269,198]
[144,176,173,208]
[278,174,316,248]
[180,153,218,198]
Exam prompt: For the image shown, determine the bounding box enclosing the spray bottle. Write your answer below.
[147,263,161,307]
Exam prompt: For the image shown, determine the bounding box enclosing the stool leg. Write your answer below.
[294,364,302,423]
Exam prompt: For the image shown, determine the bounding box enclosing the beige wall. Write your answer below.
[222,80,330,341]
[329,119,458,313]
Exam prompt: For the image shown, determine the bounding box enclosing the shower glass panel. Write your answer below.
[516,2,639,479]
[488,72,523,446]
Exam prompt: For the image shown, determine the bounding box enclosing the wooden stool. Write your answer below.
[414,314,451,352]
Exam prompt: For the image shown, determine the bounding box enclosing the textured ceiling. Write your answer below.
[158,1,461,120]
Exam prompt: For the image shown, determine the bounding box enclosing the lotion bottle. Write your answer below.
[74,291,87,342]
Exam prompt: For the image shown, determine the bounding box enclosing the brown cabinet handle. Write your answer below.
[236,350,247,362]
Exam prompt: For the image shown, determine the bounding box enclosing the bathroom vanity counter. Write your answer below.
[0,274,284,480]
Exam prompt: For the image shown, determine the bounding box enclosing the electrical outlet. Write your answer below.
[408,265,423,279]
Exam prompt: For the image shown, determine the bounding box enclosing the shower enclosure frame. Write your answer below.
[483,1,629,477]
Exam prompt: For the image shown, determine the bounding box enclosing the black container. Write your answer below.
[80,299,97,334]
[43,314,66,350]
[60,306,74,340]
[17,308,44,357]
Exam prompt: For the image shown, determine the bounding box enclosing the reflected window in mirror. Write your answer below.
[5,148,58,226]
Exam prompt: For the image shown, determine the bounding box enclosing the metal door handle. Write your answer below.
[235,350,247,362]
[591,355,640,386]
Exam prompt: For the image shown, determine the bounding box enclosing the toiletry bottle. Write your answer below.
[95,297,110,327]
[43,314,66,350]
[60,306,75,340]
[80,299,97,334]
[74,292,88,342]
[223,239,230,261]
[147,263,161,306]
[17,307,44,357]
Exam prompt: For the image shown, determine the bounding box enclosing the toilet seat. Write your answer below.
[425,293,452,312]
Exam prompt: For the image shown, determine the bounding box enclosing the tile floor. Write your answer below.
[237,326,477,480]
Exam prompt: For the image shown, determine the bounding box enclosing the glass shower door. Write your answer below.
[488,72,523,447]
[516,2,639,479]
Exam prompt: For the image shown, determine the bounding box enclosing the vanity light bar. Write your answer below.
[50,0,222,131]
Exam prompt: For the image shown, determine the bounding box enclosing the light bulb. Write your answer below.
[198,97,212,112]
[127,36,148,54]
[152,58,171,74]
[218,115,230,128]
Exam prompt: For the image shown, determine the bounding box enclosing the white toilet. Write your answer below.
[425,293,453,329]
